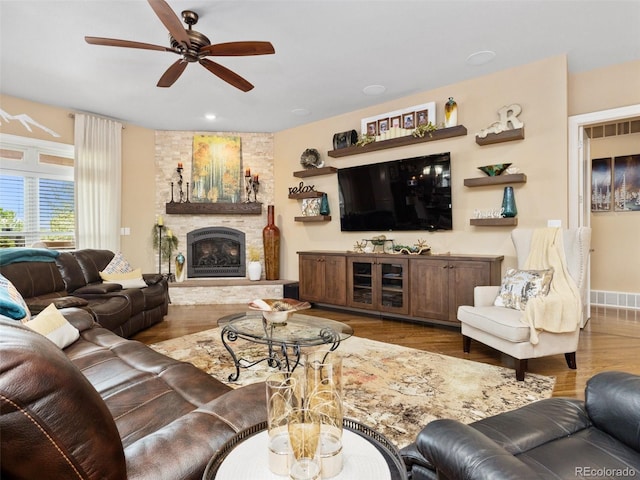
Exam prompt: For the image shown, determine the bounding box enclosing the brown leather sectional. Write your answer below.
[0,249,169,338]
[0,308,268,479]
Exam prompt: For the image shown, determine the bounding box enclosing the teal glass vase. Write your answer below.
[501,186,517,217]
[320,193,330,216]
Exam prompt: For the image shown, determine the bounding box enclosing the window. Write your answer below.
[0,134,75,249]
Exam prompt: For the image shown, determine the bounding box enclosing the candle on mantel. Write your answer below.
[245,168,251,177]
[157,215,164,226]
[253,174,259,183]
[178,162,183,169]
[167,229,173,238]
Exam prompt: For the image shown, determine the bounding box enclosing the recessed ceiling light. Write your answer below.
[205,113,216,120]
[291,108,311,116]
[466,50,496,66]
[363,85,386,96]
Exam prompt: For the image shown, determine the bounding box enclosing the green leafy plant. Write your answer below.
[152,226,178,261]
[411,122,439,138]
[356,134,376,147]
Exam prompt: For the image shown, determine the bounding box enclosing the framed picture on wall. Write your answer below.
[613,154,640,211]
[591,157,612,211]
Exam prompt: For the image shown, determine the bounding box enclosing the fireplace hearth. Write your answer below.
[186,227,246,278]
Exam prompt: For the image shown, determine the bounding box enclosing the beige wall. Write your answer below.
[2,56,638,292]
[569,60,640,116]
[0,94,158,272]
[274,55,569,279]
[589,133,640,292]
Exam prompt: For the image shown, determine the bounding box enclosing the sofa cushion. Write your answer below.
[101,268,147,289]
[102,251,134,274]
[24,303,80,349]
[494,268,554,310]
[457,305,531,343]
[73,249,117,284]
[0,272,31,321]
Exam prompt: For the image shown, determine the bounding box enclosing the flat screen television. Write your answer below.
[338,152,452,232]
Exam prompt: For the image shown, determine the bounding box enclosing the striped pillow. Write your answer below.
[0,273,30,322]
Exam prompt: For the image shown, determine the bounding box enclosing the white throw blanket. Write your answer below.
[523,228,581,344]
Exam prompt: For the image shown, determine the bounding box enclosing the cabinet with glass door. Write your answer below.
[347,256,409,315]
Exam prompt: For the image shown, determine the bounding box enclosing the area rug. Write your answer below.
[150,328,555,448]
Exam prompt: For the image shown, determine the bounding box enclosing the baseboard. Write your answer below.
[590,290,640,310]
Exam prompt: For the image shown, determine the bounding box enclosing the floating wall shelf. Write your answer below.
[475,127,525,146]
[470,218,518,227]
[165,202,262,215]
[288,191,324,200]
[464,173,527,187]
[293,166,337,178]
[294,215,331,222]
[327,125,467,158]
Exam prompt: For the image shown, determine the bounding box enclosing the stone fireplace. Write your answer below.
[186,227,246,278]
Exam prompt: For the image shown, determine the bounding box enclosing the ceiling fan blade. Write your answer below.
[200,41,275,57]
[85,36,174,52]
[199,59,254,92]
[157,59,188,87]
[147,0,191,48]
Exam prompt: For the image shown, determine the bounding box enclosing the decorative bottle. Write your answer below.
[444,97,458,128]
[175,252,186,283]
[501,186,517,218]
[263,205,281,280]
[320,193,330,216]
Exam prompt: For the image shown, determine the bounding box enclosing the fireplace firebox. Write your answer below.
[186,227,246,278]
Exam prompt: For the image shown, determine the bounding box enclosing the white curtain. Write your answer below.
[74,114,122,250]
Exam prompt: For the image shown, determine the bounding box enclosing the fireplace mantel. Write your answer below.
[166,202,262,215]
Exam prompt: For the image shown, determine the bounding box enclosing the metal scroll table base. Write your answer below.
[220,320,342,382]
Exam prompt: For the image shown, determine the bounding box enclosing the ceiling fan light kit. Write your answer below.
[85,0,274,91]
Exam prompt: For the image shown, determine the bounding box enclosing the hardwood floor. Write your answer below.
[133,304,640,400]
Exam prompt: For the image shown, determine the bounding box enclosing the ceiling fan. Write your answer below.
[85,0,275,92]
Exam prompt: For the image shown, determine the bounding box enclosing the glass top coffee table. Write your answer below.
[218,311,354,381]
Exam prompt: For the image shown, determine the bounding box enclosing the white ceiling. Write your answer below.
[1,1,639,133]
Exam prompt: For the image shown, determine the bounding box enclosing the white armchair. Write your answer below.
[457,228,591,380]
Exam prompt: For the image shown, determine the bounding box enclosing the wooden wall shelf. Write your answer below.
[470,218,518,226]
[294,215,331,222]
[165,202,262,215]
[327,125,467,158]
[475,127,525,146]
[293,166,337,178]
[288,191,324,200]
[464,173,527,187]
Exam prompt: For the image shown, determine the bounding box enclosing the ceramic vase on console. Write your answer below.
[501,186,518,217]
[263,205,281,280]
[247,261,262,281]
[174,252,186,283]
[444,97,458,128]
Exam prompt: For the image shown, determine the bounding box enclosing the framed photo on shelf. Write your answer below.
[613,154,640,211]
[361,101,436,135]
[403,112,415,129]
[591,157,612,212]
[366,121,378,136]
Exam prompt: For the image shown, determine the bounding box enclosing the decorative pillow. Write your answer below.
[101,251,133,274]
[24,303,80,349]
[100,268,147,289]
[494,268,554,311]
[0,273,31,322]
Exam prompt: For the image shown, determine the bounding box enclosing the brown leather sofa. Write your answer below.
[0,308,268,480]
[0,249,169,338]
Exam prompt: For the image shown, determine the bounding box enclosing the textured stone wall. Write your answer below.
[155,131,275,304]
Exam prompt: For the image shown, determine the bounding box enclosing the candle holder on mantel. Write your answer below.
[169,164,190,204]
[244,171,260,203]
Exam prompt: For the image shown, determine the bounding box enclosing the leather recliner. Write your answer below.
[0,309,267,480]
[400,371,640,480]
